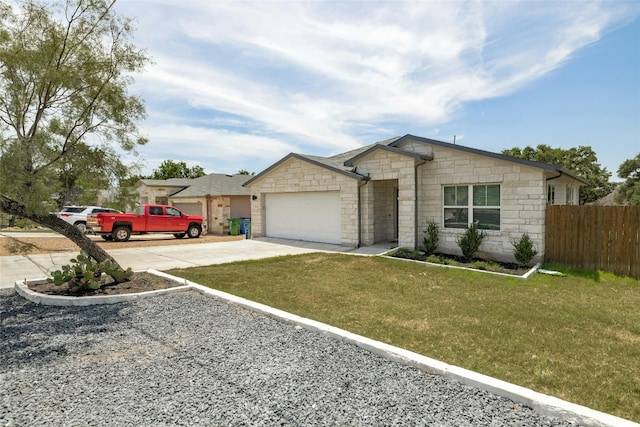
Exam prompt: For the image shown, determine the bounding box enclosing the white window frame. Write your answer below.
[547,184,555,205]
[566,186,575,205]
[443,184,501,231]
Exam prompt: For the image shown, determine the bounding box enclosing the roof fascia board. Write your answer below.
[344,144,432,166]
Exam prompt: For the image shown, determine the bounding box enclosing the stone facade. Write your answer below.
[247,156,360,246]
[351,149,422,248]
[136,185,186,206]
[409,141,547,262]
[245,135,585,264]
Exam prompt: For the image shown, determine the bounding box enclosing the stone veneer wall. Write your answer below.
[135,185,186,206]
[207,196,231,235]
[352,150,420,248]
[246,157,360,246]
[399,140,547,263]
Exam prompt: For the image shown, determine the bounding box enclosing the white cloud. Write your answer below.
[114,0,639,172]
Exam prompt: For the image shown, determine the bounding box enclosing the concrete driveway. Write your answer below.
[0,234,392,289]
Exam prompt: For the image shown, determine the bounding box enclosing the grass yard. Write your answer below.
[167,253,640,422]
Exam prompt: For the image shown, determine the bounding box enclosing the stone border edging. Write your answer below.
[382,253,540,279]
[13,269,637,427]
[14,269,191,306]
[179,276,635,427]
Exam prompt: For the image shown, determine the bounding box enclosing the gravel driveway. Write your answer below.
[1,289,574,426]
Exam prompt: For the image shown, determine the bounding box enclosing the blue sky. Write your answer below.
[112,1,640,180]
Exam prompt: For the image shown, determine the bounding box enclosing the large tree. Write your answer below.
[502,144,613,204]
[146,160,206,180]
[0,0,150,269]
[615,153,640,206]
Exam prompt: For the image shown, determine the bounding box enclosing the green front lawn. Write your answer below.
[168,253,640,422]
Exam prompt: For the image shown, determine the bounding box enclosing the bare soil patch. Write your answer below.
[0,233,245,256]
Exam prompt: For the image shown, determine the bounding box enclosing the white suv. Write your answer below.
[55,206,121,233]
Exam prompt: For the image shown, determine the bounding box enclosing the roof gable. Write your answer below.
[343,144,432,166]
[391,134,589,184]
[243,153,363,186]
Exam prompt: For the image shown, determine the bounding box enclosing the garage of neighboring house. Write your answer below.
[265,191,341,244]
[171,202,202,217]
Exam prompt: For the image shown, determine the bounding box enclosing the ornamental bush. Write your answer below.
[512,233,538,267]
[456,222,486,260]
[422,220,439,256]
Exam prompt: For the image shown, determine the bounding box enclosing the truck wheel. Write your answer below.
[173,233,186,239]
[74,222,87,233]
[112,226,131,242]
[187,224,201,238]
[101,235,113,241]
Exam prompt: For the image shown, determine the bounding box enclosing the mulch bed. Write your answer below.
[389,250,532,276]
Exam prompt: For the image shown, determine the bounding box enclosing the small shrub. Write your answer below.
[422,220,439,256]
[48,250,134,293]
[391,247,413,259]
[425,254,444,264]
[391,248,426,261]
[470,260,502,272]
[456,222,486,261]
[512,233,538,267]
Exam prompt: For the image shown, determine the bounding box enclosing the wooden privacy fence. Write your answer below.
[545,205,640,279]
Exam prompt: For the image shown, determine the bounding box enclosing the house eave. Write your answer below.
[243,153,365,187]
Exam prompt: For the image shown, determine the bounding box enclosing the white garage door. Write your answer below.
[265,192,341,244]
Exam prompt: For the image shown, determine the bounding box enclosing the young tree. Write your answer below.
[0,0,150,270]
[502,144,613,204]
[615,154,640,206]
[146,160,206,179]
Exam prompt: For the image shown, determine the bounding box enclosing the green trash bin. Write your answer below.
[228,218,241,236]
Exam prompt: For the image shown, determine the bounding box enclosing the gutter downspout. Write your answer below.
[357,176,371,248]
[414,159,428,250]
[205,195,212,234]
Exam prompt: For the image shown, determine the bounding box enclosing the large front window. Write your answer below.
[444,184,501,230]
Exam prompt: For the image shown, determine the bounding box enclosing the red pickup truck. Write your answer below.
[87,204,204,242]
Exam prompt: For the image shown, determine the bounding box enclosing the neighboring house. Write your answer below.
[244,134,587,263]
[135,178,194,206]
[135,174,251,234]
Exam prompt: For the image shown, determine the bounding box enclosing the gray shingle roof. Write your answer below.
[244,134,588,187]
[243,137,402,186]
[391,135,589,184]
[171,173,251,198]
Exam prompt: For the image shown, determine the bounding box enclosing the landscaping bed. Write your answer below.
[388,247,533,276]
[25,271,182,296]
